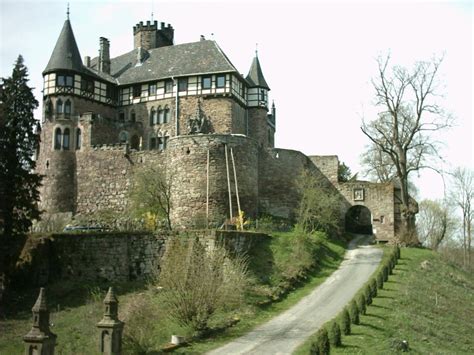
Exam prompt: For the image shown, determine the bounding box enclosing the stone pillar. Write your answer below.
[97,287,124,355]
[23,288,57,355]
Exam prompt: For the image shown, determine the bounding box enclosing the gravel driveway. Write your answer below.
[207,234,382,355]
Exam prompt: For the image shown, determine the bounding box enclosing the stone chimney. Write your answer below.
[99,37,111,74]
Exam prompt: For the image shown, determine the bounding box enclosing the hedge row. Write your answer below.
[308,245,400,355]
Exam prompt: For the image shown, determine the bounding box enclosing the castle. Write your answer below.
[37,14,403,241]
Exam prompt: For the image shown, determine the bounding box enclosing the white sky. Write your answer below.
[1,0,472,200]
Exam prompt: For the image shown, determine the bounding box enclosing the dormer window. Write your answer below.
[57,74,73,87]
[202,76,212,89]
[216,75,226,88]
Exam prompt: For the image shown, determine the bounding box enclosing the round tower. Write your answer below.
[38,16,83,214]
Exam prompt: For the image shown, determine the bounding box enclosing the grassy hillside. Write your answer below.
[331,247,474,354]
[0,230,346,354]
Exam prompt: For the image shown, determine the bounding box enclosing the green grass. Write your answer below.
[328,247,474,355]
[0,231,347,354]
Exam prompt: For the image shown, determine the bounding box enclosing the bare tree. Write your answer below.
[361,54,452,239]
[360,143,396,183]
[416,199,453,250]
[448,167,473,267]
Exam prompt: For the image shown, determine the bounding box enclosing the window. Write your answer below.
[260,89,266,101]
[81,78,94,93]
[164,106,171,123]
[149,83,157,96]
[165,79,173,93]
[132,85,141,98]
[75,129,81,150]
[150,137,157,150]
[45,100,52,116]
[178,78,188,92]
[202,76,211,89]
[119,131,128,143]
[158,107,164,124]
[57,75,73,87]
[63,128,70,150]
[118,112,125,122]
[64,100,71,115]
[150,108,157,125]
[216,75,225,88]
[54,128,61,150]
[130,111,136,123]
[130,135,140,150]
[158,137,164,151]
[56,99,63,114]
[163,136,169,149]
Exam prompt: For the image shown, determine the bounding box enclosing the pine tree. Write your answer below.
[0,55,41,238]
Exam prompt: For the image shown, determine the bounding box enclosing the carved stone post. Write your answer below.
[23,288,57,355]
[97,287,124,355]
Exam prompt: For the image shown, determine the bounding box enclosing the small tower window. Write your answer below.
[158,107,164,124]
[164,106,170,123]
[64,100,71,115]
[165,79,173,93]
[216,75,226,88]
[45,99,52,116]
[54,128,62,150]
[57,75,73,87]
[76,129,82,150]
[63,128,70,150]
[202,76,212,89]
[178,78,188,92]
[56,99,63,114]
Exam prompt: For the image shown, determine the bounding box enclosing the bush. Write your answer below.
[377,272,384,289]
[357,293,367,315]
[383,265,389,282]
[349,300,360,325]
[327,321,342,347]
[310,327,330,355]
[157,237,249,332]
[370,278,378,298]
[340,308,351,335]
[364,285,373,305]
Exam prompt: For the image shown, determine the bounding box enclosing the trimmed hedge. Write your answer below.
[357,293,367,315]
[327,321,342,347]
[349,300,360,325]
[310,327,330,355]
[340,307,351,335]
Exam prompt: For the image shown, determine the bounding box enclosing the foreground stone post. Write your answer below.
[23,288,57,355]
[97,287,124,355]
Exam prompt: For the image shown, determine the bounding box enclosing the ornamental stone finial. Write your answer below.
[97,287,124,355]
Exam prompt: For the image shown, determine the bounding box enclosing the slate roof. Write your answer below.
[246,55,270,90]
[43,20,83,75]
[89,40,240,85]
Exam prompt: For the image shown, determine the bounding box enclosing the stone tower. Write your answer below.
[246,53,275,148]
[133,20,174,50]
[38,17,83,214]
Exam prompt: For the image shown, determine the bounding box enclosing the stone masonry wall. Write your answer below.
[13,231,270,286]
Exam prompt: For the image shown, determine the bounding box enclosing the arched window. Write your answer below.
[45,99,52,115]
[64,100,72,115]
[56,99,63,114]
[149,108,156,126]
[54,128,62,150]
[119,131,128,144]
[75,129,82,150]
[63,128,70,150]
[158,106,164,124]
[164,106,171,123]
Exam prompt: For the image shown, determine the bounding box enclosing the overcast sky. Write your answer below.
[1,0,472,200]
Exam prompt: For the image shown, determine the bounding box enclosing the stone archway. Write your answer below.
[345,205,373,235]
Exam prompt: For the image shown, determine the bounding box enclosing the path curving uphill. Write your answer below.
[207,234,383,355]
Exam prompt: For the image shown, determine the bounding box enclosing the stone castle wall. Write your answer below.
[13,231,270,285]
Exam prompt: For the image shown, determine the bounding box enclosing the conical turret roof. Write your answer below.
[43,19,83,74]
[246,54,270,90]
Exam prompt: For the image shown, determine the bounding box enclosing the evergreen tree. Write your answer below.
[0,55,41,238]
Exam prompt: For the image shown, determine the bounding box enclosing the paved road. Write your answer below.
[207,234,382,355]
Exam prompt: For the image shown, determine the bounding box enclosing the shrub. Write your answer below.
[157,237,249,332]
[357,293,367,315]
[310,327,330,355]
[370,278,378,298]
[327,321,342,347]
[383,265,389,282]
[377,272,384,289]
[349,300,360,325]
[340,308,351,335]
[364,285,373,305]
